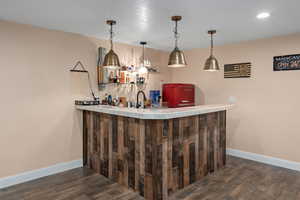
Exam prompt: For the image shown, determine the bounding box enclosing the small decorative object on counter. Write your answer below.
[145,99,152,108]
[75,100,100,106]
[102,93,109,105]
[163,83,195,108]
[107,95,113,105]
[112,97,119,106]
[150,90,160,107]
[119,97,127,107]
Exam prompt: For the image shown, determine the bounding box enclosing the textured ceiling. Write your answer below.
[0,0,300,50]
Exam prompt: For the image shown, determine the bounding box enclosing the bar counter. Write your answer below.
[77,104,231,200]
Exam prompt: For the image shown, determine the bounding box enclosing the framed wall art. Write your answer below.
[224,62,251,78]
[273,54,300,71]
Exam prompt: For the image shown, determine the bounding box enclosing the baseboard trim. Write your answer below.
[0,159,83,189]
[227,148,300,172]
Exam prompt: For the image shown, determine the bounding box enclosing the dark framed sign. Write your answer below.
[273,54,300,71]
[224,62,251,78]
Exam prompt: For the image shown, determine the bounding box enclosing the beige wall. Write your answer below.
[170,33,300,163]
[1,18,299,179]
[0,20,170,178]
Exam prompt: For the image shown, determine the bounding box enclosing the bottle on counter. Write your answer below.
[108,95,113,105]
[158,96,162,107]
[126,73,130,84]
[109,71,114,83]
[127,82,135,108]
[102,93,108,105]
[120,71,125,84]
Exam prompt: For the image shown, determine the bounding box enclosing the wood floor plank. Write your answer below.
[1,156,300,200]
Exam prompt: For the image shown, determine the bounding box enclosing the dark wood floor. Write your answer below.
[1,156,300,200]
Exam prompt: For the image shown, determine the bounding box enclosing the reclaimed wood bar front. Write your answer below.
[78,105,229,200]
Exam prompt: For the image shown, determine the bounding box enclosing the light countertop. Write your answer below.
[76,104,232,120]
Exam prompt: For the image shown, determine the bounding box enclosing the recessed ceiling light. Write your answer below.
[257,12,270,19]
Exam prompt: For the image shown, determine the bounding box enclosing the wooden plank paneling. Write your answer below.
[145,121,153,175]
[139,120,145,197]
[162,141,168,200]
[167,120,173,196]
[83,111,226,200]
[83,111,88,166]
[183,142,190,187]
[92,112,101,173]
[117,116,124,185]
[189,143,196,184]
[144,174,153,200]
[112,116,118,153]
[123,117,129,188]
[154,144,163,200]
[221,111,227,166]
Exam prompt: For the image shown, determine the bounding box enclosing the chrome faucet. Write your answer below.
[136,90,147,109]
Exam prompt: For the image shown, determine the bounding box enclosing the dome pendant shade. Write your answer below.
[103,20,120,69]
[204,30,219,71]
[204,55,219,71]
[103,49,120,69]
[168,16,187,68]
[168,47,187,68]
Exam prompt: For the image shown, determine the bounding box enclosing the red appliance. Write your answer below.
[163,83,195,108]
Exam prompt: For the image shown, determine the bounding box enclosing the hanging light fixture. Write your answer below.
[168,16,187,68]
[138,41,148,74]
[102,20,120,69]
[204,30,220,71]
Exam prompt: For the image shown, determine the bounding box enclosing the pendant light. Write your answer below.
[168,16,187,68]
[103,20,120,69]
[204,30,220,71]
[138,41,148,74]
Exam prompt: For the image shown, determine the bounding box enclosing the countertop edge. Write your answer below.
[76,104,232,119]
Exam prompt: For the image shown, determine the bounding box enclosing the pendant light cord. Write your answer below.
[174,20,179,48]
[210,33,213,56]
[138,42,149,91]
[142,44,145,67]
[110,23,114,50]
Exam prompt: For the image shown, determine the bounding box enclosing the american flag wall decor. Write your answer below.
[224,62,251,78]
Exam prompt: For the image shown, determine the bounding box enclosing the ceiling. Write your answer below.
[1,0,300,51]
